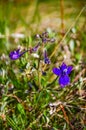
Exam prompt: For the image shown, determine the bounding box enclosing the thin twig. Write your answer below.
[50,5,86,59]
[60,104,74,130]
[60,0,64,33]
[73,68,86,83]
[7,94,22,103]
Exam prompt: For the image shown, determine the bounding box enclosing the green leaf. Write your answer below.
[6,116,20,130]
[17,103,25,116]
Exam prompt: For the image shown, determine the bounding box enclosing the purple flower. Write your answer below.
[52,63,73,88]
[30,42,40,53]
[42,38,47,43]
[32,42,40,52]
[42,71,46,76]
[9,49,27,60]
[44,50,51,64]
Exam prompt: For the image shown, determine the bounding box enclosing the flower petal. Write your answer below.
[60,62,67,70]
[32,42,40,52]
[9,51,19,60]
[59,75,70,87]
[44,49,47,58]
[52,68,61,76]
[9,49,27,60]
[67,66,73,75]
[16,49,20,53]
[44,57,51,64]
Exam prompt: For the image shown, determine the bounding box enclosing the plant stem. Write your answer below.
[60,0,64,33]
[50,5,86,59]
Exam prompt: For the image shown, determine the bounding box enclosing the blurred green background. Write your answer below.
[0,0,86,53]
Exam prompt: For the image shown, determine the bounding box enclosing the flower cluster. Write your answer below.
[35,31,55,44]
[9,31,73,88]
[9,31,54,61]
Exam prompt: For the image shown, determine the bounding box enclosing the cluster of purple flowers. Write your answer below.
[35,31,55,44]
[9,31,73,88]
[9,31,51,64]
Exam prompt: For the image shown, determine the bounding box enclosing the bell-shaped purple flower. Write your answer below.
[9,49,28,60]
[42,38,47,43]
[44,50,51,64]
[52,63,73,88]
[29,42,40,53]
[32,42,40,52]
